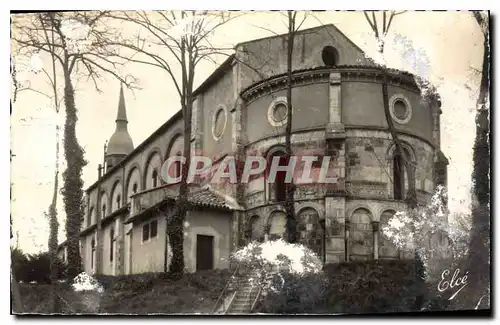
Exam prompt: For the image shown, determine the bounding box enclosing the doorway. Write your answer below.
[196,234,214,271]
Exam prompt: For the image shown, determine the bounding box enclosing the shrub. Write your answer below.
[232,240,326,314]
[323,259,427,314]
[255,271,328,314]
[11,249,66,284]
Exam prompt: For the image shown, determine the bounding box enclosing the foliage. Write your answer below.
[72,272,104,293]
[381,186,471,281]
[323,260,427,314]
[232,239,323,291]
[11,248,66,284]
[232,240,325,314]
[255,271,328,314]
[17,269,233,314]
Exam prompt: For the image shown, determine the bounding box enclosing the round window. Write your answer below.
[393,100,408,120]
[273,102,288,122]
[212,105,227,140]
[322,46,339,66]
[389,94,412,124]
[267,97,289,127]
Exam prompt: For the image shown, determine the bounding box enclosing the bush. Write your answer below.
[255,271,328,314]
[11,248,66,284]
[323,259,427,314]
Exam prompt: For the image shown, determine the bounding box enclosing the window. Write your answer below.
[393,148,411,200]
[142,224,149,242]
[91,238,96,269]
[212,105,227,140]
[142,219,158,242]
[88,207,94,227]
[110,228,115,262]
[272,102,288,123]
[116,195,121,209]
[267,97,289,127]
[102,204,107,218]
[133,182,138,194]
[175,152,182,179]
[150,220,158,238]
[393,153,404,200]
[152,169,158,188]
[268,152,287,202]
[322,46,339,66]
[393,100,408,120]
[389,94,412,124]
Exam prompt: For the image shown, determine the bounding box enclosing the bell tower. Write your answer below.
[105,83,134,172]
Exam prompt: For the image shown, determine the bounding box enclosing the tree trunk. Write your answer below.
[61,71,85,280]
[168,94,193,277]
[48,126,60,283]
[381,73,417,209]
[285,11,297,244]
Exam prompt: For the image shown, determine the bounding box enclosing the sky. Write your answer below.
[10,11,484,254]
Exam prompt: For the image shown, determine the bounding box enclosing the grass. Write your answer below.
[13,269,232,314]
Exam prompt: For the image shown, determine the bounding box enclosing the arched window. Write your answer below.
[91,237,96,270]
[267,150,287,202]
[152,169,158,188]
[393,153,404,200]
[110,228,115,262]
[393,147,411,200]
[88,207,94,227]
[116,195,121,209]
[175,152,182,179]
[133,182,138,194]
[268,211,287,240]
[102,204,107,218]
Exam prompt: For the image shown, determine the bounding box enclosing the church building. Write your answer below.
[58,24,448,275]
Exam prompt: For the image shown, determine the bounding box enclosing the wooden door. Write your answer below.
[196,235,214,271]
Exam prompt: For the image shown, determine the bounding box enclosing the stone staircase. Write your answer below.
[213,266,280,314]
[225,268,261,314]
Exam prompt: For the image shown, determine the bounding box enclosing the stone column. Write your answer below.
[264,225,270,242]
[372,221,380,260]
[324,72,347,264]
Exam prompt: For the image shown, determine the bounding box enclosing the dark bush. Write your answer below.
[11,249,66,284]
[323,259,427,314]
[255,271,328,314]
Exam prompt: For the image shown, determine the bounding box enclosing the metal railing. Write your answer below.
[211,265,240,314]
[250,285,262,312]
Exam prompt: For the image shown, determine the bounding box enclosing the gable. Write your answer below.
[235,24,374,90]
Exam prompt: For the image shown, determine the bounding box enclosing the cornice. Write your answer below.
[240,66,422,105]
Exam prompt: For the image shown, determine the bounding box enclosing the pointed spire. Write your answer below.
[105,83,134,161]
[116,83,128,123]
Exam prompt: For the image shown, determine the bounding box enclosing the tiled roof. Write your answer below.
[187,188,233,210]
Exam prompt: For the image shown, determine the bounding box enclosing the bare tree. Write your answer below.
[363,11,417,209]
[283,11,308,244]
[107,11,235,277]
[11,11,137,280]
